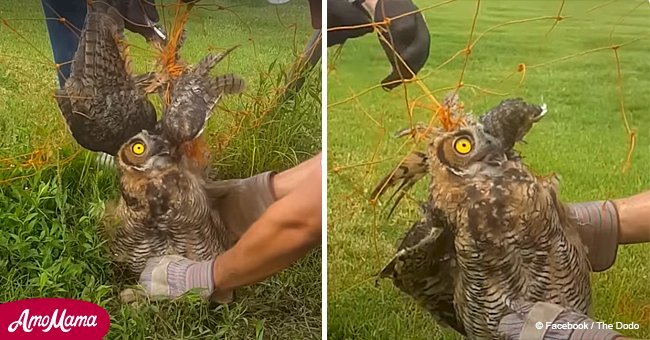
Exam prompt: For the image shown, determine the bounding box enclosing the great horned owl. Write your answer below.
[55,1,158,156]
[371,97,546,216]
[61,1,247,275]
[106,130,236,275]
[105,66,244,275]
[106,54,245,275]
[379,124,591,339]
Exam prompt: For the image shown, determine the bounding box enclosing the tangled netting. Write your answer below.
[327,0,649,313]
[0,0,320,183]
[328,0,648,212]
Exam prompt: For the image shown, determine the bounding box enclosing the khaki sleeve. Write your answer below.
[571,201,620,272]
[208,171,278,239]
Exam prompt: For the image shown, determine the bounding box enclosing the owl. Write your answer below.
[106,69,244,274]
[371,96,546,215]
[55,1,158,156]
[106,56,245,276]
[106,130,237,276]
[379,124,591,339]
[61,1,247,276]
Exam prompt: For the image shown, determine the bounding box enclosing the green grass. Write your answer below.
[327,1,650,339]
[0,1,321,338]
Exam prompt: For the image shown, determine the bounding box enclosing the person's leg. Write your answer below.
[41,0,87,88]
[280,0,322,96]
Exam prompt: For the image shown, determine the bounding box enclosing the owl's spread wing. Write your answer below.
[55,3,157,156]
[162,48,246,146]
[379,203,464,335]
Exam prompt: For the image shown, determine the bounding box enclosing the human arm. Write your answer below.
[138,153,322,302]
[210,162,322,299]
[570,190,650,272]
[612,190,650,244]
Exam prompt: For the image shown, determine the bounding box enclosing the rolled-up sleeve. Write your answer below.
[571,200,620,272]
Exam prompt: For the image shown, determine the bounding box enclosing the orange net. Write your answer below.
[0,0,319,181]
[328,0,648,210]
[327,0,649,335]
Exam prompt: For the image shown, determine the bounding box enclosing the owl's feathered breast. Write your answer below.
[112,163,231,274]
[431,161,591,339]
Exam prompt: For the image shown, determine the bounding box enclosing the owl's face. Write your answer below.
[117,130,172,172]
[429,125,506,177]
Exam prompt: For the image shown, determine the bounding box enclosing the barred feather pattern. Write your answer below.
[379,202,465,334]
[55,2,157,156]
[426,128,591,339]
[162,48,246,145]
[370,151,427,217]
[110,155,236,275]
[479,98,546,151]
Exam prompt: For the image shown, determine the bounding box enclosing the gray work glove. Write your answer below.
[498,302,623,340]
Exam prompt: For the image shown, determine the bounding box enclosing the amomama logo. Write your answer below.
[0,298,110,339]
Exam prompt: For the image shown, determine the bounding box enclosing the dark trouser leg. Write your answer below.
[41,0,86,88]
[283,29,322,97]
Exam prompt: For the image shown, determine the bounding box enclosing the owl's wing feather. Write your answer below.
[479,98,547,150]
[379,203,464,335]
[370,151,428,217]
[163,48,246,146]
[56,2,157,155]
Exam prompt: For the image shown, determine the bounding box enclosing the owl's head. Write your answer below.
[428,124,506,177]
[117,130,172,172]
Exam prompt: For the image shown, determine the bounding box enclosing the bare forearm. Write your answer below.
[213,165,322,291]
[213,216,318,291]
[613,190,650,244]
[273,152,322,199]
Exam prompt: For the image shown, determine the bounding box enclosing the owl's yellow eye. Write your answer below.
[453,137,472,155]
[131,142,146,155]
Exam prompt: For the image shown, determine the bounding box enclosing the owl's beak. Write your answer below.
[471,145,505,166]
[146,138,172,169]
[482,153,505,166]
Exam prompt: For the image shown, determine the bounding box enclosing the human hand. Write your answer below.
[136,255,234,304]
[108,0,165,42]
[498,302,622,340]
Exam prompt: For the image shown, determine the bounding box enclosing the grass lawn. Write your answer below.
[0,0,321,338]
[327,1,650,339]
